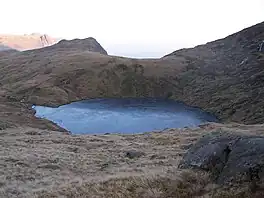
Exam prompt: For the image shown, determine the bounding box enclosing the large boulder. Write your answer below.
[179,130,264,185]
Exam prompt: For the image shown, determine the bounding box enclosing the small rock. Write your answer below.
[100,163,109,170]
[125,150,145,159]
[150,154,166,160]
[180,143,193,150]
[25,131,39,135]
[67,147,78,153]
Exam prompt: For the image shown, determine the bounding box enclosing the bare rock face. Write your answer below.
[39,34,56,47]
[179,130,264,186]
[0,33,59,51]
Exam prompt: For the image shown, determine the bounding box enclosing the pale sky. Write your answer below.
[1,0,264,58]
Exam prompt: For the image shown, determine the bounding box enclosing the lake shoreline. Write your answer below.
[33,98,219,134]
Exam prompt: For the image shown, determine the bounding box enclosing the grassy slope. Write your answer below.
[0,48,184,106]
[0,22,263,126]
[164,21,264,124]
[0,44,185,129]
[2,123,264,198]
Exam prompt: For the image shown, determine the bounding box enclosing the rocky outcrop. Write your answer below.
[40,34,55,47]
[49,37,108,55]
[0,33,59,51]
[179,130,264,186]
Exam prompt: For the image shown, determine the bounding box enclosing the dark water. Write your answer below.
[33,98,218,134]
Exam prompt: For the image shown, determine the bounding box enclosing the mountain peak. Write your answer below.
[55,37,107,55]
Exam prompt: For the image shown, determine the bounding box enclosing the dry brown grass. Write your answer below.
[0,125,198,198]
[0,23,263,197]
[1,123,264,197]
[35,170,210,198]
[34,169,264,198]
[0,46,184,113]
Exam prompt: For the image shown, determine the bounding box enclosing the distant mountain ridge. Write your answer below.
[0,34,108,55]
[0,33,59,51]
[0,44,14,51]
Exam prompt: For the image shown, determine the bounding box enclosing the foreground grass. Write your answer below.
[35,170,211,198]
[2,124,264,197]
[35,170,264,198]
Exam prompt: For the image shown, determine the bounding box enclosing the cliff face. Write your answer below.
[0,33,59,51]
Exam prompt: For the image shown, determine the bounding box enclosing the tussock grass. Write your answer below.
[34,168,264,198]
[35,170,211,198]
[2,124,264,197]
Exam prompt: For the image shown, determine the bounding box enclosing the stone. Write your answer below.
[125,150,145,159]
[180,143,193,150]
[179,130,264,185]
[218,137,264,184]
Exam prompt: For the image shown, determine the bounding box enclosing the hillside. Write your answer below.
[0,33,59,51]
[164,21,264,124]
[0,22,263,126]
[0,44,14,51]
[0,22,264,197]
[0,35,184,129]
